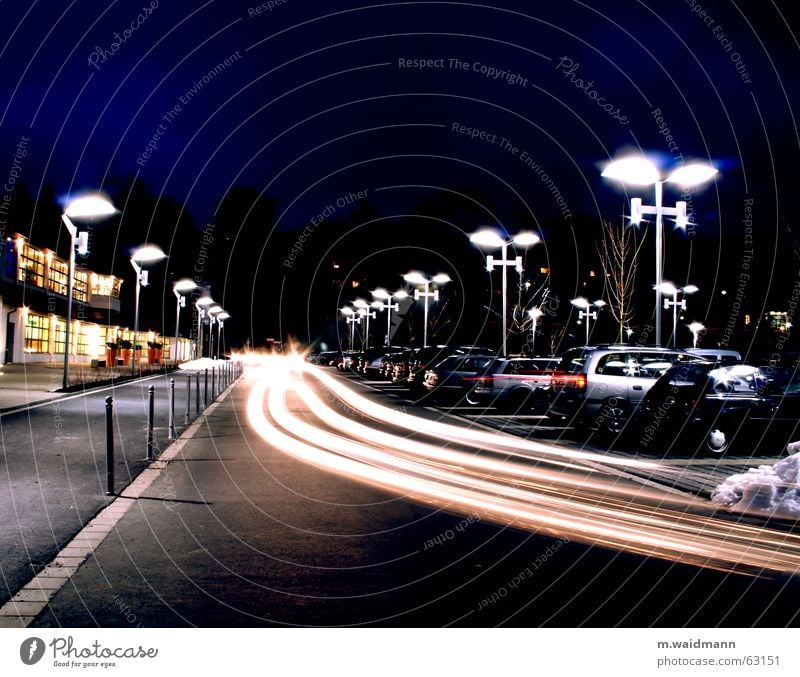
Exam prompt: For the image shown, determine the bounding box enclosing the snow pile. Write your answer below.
[711,441,800,519]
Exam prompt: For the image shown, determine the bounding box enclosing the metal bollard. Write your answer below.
[204,369,208,407]
[185,374,191,424]
[212,366,216,398]
[195,371,201,414]
[105,396,115,496]
[146,385,155,461]
[169,378,176,439]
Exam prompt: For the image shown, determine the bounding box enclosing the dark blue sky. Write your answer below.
[1,0,798,347]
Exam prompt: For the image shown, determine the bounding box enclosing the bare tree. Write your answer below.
[598,220,646,343]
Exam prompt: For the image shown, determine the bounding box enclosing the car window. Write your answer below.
[595,353,632,377]
[558,350,587,374]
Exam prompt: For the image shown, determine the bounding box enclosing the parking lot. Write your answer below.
[338,369,788,500]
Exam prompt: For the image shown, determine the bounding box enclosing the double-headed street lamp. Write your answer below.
[570,297,606,345]
[470,228,541,356]
[340,306,361,351]
[352,299,378,350]
[403,272,451,348]
[172,278,197,364]
[130,244,167,375]
[601,156,718,346]
[60,194,117,389]
[658,282,698,347]
[195,295,214,358]
[371,288,409,346]
[528,307,544,356]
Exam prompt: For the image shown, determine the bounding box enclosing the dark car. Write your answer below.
[407,345,495,394]
[634,362,800,455]
[466,357,560,411]
[422,354,495,400]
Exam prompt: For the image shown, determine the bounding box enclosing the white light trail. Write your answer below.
[245,353,800,576]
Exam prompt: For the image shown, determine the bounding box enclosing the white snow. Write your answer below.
[711,441,800,519]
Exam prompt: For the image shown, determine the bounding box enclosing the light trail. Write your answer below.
[245,353,800,576]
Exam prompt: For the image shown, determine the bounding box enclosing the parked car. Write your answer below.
[356,346,406,377]
[633,362,800,454]
[381,349,413,380]
[422,354,495,400]
[466,357,560,411]
[685,348,742,364]
[337,352,360,371]
[548,345,704,436]
[407,345,494,394]
[315,351,341,366]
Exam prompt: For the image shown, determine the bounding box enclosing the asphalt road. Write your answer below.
[0,369,219,609]
[26,366,800,627]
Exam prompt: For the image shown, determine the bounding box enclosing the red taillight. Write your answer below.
[575,375,586,390]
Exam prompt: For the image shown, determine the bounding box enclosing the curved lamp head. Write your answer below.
[64,194,117,219]
[666,163,718,188]
[173,278,197,294]
[131,244,166,264]
[601,157,660,186]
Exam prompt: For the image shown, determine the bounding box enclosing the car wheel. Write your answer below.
[465,389,481,406]
[704,427,730,454]
[596,399,630,437]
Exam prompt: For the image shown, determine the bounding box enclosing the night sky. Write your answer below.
[1,0,799,354]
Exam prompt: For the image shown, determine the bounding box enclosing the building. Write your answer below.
[0,234,193,365]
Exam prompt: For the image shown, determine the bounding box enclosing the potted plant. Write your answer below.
[147,341,158,365]
[105,341,118,367]
[118,339,132,365]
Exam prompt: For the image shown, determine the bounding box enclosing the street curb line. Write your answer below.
[0,376,242,628]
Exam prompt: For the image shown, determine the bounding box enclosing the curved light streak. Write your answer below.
[245,353,800,576]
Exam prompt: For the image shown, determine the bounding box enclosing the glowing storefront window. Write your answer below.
[24,312,50,353]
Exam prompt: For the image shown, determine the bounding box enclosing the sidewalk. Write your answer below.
[0,362,176,412]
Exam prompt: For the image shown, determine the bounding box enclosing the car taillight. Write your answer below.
[575,375,586,390]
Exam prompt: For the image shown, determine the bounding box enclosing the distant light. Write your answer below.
[658,282,679,295]
[64,194,117,219]
[394,290,409,300]
[528,307,544,321]
[371,288,389,300]
[403,271,427,285]
[683,284,699,295]
[340,307,354,316]
[601,157,660,186]
[666,163,718,188]
[594,299,607,308]
[432,273,451,285]
[688,322,705,333]
[196,296,215,307]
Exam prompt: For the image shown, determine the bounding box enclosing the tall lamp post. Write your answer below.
[217,311,230,358]
[352,299,377,350]
[208,305,223,360]
[60,194,117,389]
[340,306,360,351]
[130,244,167,375]
[403,272,451,347]
[195,295,214,359]
[571,297,606,345]
[528,307,544,355]
[601,156,718,346]
[172,279,197,365]
[371,288,409,346]
[658,282,698,347]
[470,228,541,356]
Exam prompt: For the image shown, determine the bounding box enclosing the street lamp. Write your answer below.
[688,321,705,349]
[217,311,230,358]
[658,282,699,347]
[601,155,717,346]
[470,227,541,356]
[352,299,377,350]
[570,297,606,345]
[403,271,451,347]
[371,288,409,347]
[340,306,360,351]
[61,194,117,389]
[130,244,166,375]
[195,295,214,359]
[172,278,197,365]
[527,307,544,355]
[208,304,223,360]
